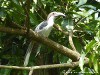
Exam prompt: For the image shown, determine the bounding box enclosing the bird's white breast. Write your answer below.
[35,16,55,37]
[41,22,54,37]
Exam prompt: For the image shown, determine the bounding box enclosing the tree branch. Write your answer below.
[29,68,34,75]
[20,0,31,33]
[68,30,76,51]
[0,26,81,61]
[0,60,89,70]
[54,24,68,35]
[0,26,26,35]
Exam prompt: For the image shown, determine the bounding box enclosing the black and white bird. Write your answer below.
[24,12,65,66]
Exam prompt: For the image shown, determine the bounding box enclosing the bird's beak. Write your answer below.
[56,12,66,17]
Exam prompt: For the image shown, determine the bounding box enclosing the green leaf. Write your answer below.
[94,30,100,42]
[76,9,94,17]
[85,40,96,53]
[77,0,87,7]
[33,0,37,4]
[0,69,11,75]
[62,18,74,31]
[79,52,86,72]
[0,11,6,18]
[0,8,6,18]
[12,0,20,5]
[30,12,39,25]
[93,56,98,73]
[84,67,92,75]
[80,5,96,10]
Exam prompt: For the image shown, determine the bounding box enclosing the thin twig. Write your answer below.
[68,30,76,51]
[0,60,89,70]
[54,24,76,51]
[20,0,31,33]
[29,68,34,75]
[64,68,73,75]
[54,24,68,35]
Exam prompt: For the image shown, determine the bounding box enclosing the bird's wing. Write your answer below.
[35,21,48,32]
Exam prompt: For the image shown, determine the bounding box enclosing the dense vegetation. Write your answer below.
[0,0,100,75]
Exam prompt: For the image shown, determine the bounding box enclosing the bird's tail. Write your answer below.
[24,41,34,66]
[35,44,41,57]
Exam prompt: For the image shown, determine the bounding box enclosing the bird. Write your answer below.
[24,12,65,66]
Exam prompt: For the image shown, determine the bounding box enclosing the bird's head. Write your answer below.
[47,12,66,20]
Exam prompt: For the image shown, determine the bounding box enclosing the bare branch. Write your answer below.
[0,26,80,61]
[0,26,26,35]
[54,24,68,35]
[68,30,76,51]
[0,60,89,70]
[29,68,34,75]
[20,0,31,33]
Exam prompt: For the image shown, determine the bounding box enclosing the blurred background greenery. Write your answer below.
[0,0,100,75]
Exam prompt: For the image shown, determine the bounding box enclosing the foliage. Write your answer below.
[0,0,100,75]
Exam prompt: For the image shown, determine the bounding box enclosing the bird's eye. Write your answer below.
[52,13,55,15]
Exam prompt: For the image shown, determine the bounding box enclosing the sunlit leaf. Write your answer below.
[76,9,94,17]
[93,56,98,73]
[62,18,74,31]
[96,0,100,2]
[33,0,37,4]
[85,40,96,53]
[77,0,87,7]
[79,52,86,72]
[94,30,100,42]
[80,5,96,10]
[12,0,19,5]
